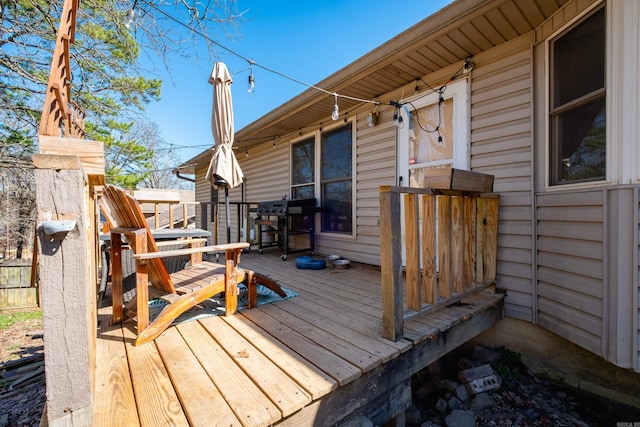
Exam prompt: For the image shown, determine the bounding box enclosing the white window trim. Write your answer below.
[290,120,357,238]
[543,0,612,191]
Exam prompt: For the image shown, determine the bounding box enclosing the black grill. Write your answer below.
[256,198,320,260]
[256,198,317,216]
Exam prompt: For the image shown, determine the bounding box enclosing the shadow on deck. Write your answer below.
[94,250,504,426]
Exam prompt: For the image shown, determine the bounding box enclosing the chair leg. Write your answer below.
[253,272,287,298]
[247,270,258,309]
[223,258,238,316]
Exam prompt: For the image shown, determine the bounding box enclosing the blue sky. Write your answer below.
[145,1,454,163]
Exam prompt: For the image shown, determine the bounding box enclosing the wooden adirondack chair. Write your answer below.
[101,184,257,345]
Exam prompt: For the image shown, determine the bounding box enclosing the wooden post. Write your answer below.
[421,194,436,305]
[437,195,452,299]
[380,186,403,341]
[404,193,421,311]
[33,154,95,426]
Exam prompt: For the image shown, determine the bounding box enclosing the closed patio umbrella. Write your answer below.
[205,62,244,243]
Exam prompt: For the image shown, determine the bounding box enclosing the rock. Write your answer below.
[448,396,462,410]
[405,405,422,425]
[457,357,474,370]
[416,382,434,400]
[472,392,496,410]
[419,422,433,427]
[436,378,459,392]
[445,410,475,427]
[455,383,470,402]
[472,345,501,364]
[435,397,448,413]
[428,360,443,377]
[524,407,539,421]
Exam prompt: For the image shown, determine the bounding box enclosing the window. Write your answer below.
[549,6,606,185]
[321,124,353,233]
[291,137,315,199]
[290,123,354,235]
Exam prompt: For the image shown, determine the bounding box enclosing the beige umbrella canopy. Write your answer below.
[205,62,244,190]
[205,62,244,243]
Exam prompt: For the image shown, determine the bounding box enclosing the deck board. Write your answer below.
[121,324,190,427]
[155,327,241,426]
[221,315,337,400]
[94,314,140,427]
[94,252,504,426]
[241,307,362,386]
[261,302,383,373]
[276,299,402,362]
[198,316,312,417]
[176,320,281,426]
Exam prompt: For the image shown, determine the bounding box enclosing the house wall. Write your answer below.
[469,34,535,322]
[191,0,640,371]
[535,190,605,356]
[531,0,640,369]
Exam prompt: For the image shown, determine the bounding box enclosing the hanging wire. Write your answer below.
[137,0,380,106]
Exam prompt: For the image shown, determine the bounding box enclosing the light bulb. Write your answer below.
[331,104,339,121]
[247,73,255,93]
[124,9,135,29]
[245,148,249,157]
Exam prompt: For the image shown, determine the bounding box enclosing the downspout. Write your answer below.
[174,171,196,183]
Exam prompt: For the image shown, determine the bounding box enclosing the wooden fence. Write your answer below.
[0,260,38,308]
[380,186,499,341]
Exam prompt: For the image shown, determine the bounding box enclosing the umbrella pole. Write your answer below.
[224,186,231,243]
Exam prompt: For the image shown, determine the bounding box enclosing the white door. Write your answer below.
[396,79,470,265]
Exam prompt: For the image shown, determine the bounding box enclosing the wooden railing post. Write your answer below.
[33,154,95,426]
[380,186,403,341]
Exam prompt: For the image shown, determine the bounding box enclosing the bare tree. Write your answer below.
[0,0,244,256]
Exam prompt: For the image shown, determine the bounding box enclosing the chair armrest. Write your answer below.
[133,242,250,260]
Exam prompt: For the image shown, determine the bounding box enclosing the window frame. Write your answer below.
[290,136,316,200]
[545,2,608,189]
[289,120,356,237]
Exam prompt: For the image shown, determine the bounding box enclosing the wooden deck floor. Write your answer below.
[94,250,504,427]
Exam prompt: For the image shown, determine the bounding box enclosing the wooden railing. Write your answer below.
[380,186,499,341]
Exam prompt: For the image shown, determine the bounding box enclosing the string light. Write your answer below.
[245,147,249,157]
[133,0,473,127]
[136,0,380,118]
[247,60,255,93]
[124,0,138,29]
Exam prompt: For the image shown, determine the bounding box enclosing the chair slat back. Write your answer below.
[103,185,175,293]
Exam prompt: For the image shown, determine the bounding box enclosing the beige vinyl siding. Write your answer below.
[536,190,604,356]
[241,140,290,203]
[234,140,289,246]
[469,34,535,321]
[194,163,213,242]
